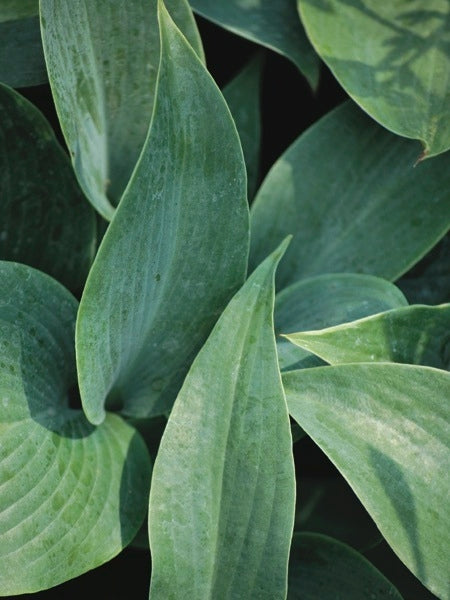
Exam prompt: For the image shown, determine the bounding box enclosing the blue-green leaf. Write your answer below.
[149,239,295,599]
[76,2,249,425]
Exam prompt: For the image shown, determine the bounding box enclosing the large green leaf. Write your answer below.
[284,363,450,598]
[149,240,295,599]
[0,262,151,594]
[0,83,96,294]
[285,304,450,370]
[223,53,263,199]
[275,273,408,370]
[190,0,319,89]
[40,0,204,219]
[250,101,450,289]
[76,4,249,425]
[0,1,45,88]
[298,0,450,158]
[288,533,403,599]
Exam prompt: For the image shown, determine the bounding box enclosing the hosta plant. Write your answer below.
[0,0,449,598]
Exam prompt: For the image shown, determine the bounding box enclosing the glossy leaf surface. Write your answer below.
[40,0,204,219]
[250,101,450,289]
[76,4,249,424]
[288,533,403,599]
[284,363,450,598]
[149,240,295,599]
[190,0,319,88]
[0,83,96,294]
[275,273,407,371]
[285,304,450,370]
[299,0,450,158]
[223,53,263,199]
[0,262,151,594]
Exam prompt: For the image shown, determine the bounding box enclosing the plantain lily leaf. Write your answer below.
[298,0,450,159]
[223,53,263,199]
[250,101,450,289]
[149,239,295,599]
[0,262,151,595]
[275,273,408,371]
[0,83,96,294]
[398,234,450,305]
[190,0,320,89]
[288,532,403,599]
[284,304,450,370]
[40,0,204,219]
[284,363,450,598]
[0,1,45,88]
[76,3,249,425]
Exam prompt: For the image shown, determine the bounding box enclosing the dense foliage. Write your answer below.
[0,1,449,598]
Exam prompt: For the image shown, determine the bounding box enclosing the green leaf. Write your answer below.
[40,0,204,219]
[0,262,151,595]
[250,101,450,289]
[298,0,450,158]
[76,3,249,425]
[0,83,96,294]
[0,10,46,88]
[284,304,450,370]
[275,273,408,371]
[190,0,320,89]
[149,239,295,599]
[288,532,403,599]
[398,234,450,305]
[223,53,263,199]
[284,363,450,598]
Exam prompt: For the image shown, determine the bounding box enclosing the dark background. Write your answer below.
[10,15,438,600]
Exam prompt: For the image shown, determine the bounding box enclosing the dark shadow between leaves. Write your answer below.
[368,444,426,584]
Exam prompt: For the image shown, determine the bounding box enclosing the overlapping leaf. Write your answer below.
[284,304,450,370]
[0,262,151,595]
[275,273,408,370]
[299,0,450,158]
[288,533,403,599]
[0,1,45,88]
[250,101,450,289]
[149,240,295,599]
[0,83,96,294]
[284,364,450,598]
[76,4,249,425]
[40,0,204,219]
[223,53,263,199]
[190,0,319,89]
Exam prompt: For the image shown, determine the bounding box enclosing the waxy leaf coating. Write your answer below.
[299,0,450,158]
[284,304,450,370]
[284,363,450,598]
[76,3,249,424]
[250,101,450,289]
[149,239,295,599]
[40,0,204,219]
[0,262,151,594]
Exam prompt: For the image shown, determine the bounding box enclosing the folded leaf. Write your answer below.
[285,304,450,370]
[76,3,249,425]
[0,83,96,294]
[40,0,204,219]
[149,239,295,599]
[284,363,450,598]
[298,0,450,158]
[250,101,450,289]
[190,0,319,89]
[275,273,407,370]
[223,53,263,199]
[0,262,151,595]
[288,532,403,599]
